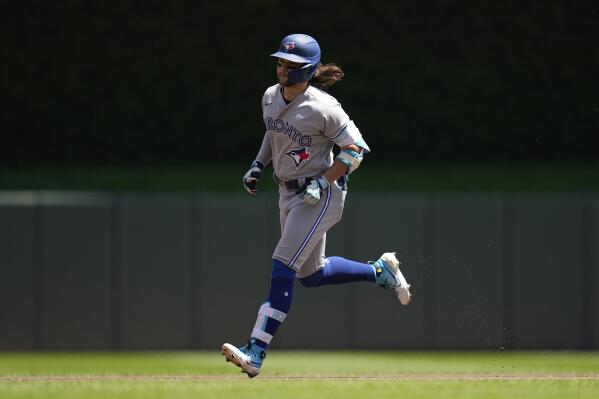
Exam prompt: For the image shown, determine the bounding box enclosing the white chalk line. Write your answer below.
[2,374,599,382]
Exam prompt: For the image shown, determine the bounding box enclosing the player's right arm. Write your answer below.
[255,132,272,167]
[243,133,272,195]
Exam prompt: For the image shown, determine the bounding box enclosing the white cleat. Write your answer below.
[222,340,265,378]
[373,252,412,305]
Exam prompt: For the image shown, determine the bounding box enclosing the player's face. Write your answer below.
[277,58,303,87]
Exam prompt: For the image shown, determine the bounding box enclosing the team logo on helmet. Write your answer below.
[282,41,295,52]
[286,147,310,167]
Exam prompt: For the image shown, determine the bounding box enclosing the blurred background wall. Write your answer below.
[0,1,597,350]
[1,192,597,350]
[1,1,597,167]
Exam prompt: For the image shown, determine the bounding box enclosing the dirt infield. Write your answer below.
[2,374,599,382]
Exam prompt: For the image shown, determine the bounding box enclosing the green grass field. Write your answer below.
[1,351,598,399]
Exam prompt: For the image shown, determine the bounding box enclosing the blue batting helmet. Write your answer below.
[271,34,321,84]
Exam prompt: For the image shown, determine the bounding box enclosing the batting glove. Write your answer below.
[242,160,264,195]
[299,176,329,205]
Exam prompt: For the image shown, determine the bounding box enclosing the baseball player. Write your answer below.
[222,34,411,378]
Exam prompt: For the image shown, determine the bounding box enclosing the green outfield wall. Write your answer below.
[0,192,597,350]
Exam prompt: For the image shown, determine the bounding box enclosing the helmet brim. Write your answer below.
[271,52,311,64]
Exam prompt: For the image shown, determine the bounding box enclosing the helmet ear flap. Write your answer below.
[287,63,317,85]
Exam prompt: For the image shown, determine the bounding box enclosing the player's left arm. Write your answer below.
[324,117,370,181]
[299,106,369,204]
[298,142,365,205]
[322,144,363,184]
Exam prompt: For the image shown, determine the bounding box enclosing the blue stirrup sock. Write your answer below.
[252,259,295,350]
[299,256,376,287]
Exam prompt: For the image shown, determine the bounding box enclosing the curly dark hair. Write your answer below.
[310,63,344,91]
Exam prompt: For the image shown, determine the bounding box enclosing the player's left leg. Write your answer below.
[290,183,411,304]
[299,251,412,305]
[299,255,375,285]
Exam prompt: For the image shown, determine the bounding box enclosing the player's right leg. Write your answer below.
[222,258,295,378]
[222,339,266,378]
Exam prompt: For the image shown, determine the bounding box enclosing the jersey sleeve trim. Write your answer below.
[330,123,348,140]
[331,120,370,153]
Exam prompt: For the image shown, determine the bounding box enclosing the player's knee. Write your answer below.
[299,269,324,288]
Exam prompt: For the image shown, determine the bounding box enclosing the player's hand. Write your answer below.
[298,176,329,205]
[242,160,264,195]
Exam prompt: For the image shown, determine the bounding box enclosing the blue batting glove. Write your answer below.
[242,160,264,195]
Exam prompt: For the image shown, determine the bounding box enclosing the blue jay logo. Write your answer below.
[286,147,310,167]
[283,42,296,52]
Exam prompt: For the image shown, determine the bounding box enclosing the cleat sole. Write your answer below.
[380,252,412,305]
[222,343,260,378]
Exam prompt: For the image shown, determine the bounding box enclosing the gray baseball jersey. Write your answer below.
[256,84,364,180]
[254,83,367,276]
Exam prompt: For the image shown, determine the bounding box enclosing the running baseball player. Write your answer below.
[222,33,411,378]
